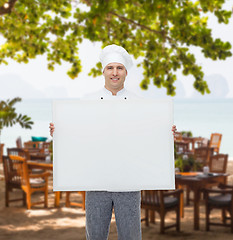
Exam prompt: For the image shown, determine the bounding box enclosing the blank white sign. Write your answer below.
[53,99,175,191]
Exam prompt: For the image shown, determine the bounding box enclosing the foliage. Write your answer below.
[181,131,193,137]
[0,97,34,135]
[175,154,202,172]
[0,0,232,95]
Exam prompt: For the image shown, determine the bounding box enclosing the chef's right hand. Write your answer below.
[49,122,55,137]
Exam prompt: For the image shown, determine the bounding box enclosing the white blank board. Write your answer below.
[53,99,175,191]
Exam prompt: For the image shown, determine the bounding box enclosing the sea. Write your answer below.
[1,98,233,159]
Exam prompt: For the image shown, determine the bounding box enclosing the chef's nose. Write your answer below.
[113,67,117,76]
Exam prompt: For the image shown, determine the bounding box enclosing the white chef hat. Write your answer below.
[99,44,133,71]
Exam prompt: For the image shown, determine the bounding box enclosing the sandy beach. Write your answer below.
[1,162,233,240]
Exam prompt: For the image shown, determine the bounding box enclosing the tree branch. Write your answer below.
[0,0,18,15]
[109,11,173,42]
[81,0,174,43]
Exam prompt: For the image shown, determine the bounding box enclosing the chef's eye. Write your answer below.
[117,66,123,70]
[107,66,113,69]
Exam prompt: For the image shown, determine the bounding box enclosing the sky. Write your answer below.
[0,1,233,99]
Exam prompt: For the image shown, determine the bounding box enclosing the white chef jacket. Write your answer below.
[83,87,140,100]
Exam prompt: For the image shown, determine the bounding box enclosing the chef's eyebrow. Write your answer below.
[107,65,124,69]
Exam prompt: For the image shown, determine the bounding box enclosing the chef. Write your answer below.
[50,44,177,240]
[83,44,138,100]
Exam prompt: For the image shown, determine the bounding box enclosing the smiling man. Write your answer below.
[83,45,142,240]
[83,44,138,101]
[50,44,177,240]
[104,62,126,94]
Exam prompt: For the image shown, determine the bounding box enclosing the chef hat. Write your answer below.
[100,44,133,71]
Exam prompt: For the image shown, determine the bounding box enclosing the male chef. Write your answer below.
[50,44,177,240]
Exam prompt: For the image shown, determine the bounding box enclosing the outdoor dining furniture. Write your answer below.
[27,160,53,170]
[174,140,191,156]
[16,137,23,148]
[203,154,229,192]
[186,147,214,205]
[174,134,206,157]
[8,155,50,209]
[182,136,207,153]
[176,172,228,230]
[2,155,26,207]
[204,183,233,233]
[7,148,30,160]
[24,140,42,149]
[27,160,61,207]
[194,147,214,168]
[27,161,86,209]
[9,145,50,162]
[23,140,52,160]
[141,189,183,233]
[66,191,86,210]
[0,143,4,163]
[29,152,48,161]
[209,154,228,175]
[7,147,45,175]
[24,140,52,151]
[209,133,222,154]
[174,132,189,152]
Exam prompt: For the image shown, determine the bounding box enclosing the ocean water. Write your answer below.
[1,98,233,159]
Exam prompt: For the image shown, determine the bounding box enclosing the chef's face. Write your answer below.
[103,63,127,92]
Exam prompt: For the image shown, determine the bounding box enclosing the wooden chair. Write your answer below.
[204,184,233,232]
[186,147,214,205]
[9,146,48,161]
[2,155,26,207]
[209,133,222,154]
[7,147,45,174]
[7,148,30,160]
[194,147,214,170]
[65,191,86,210]
[16,137,23,148]
[209,154,228,174]
[8,155,50,209]
[141,189,183,233]
[202,154,228,202]
[186,152,227,205]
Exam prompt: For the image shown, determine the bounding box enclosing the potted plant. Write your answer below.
[175,154,201,172]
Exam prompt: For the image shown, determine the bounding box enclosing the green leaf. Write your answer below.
[0,97,34,135]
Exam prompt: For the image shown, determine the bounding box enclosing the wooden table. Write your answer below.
[27,160,61,207]
[176,172,228,230]
[182,136,205,153]
[29,153,48,161]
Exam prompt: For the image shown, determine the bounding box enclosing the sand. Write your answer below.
[1,162,233,240]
